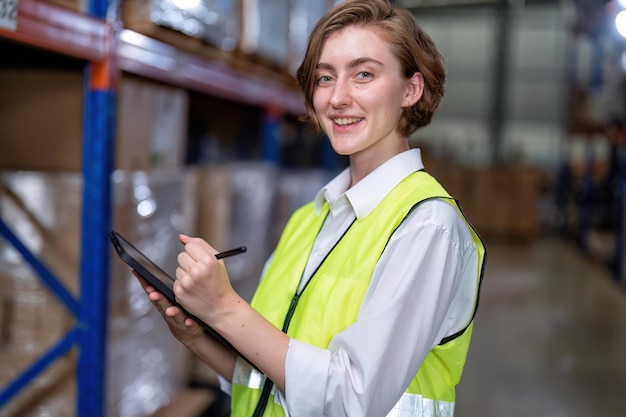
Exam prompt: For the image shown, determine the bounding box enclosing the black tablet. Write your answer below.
[109,230,256,369]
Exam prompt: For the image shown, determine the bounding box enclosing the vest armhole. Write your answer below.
[394,195,486,347]
[437,197,487,346]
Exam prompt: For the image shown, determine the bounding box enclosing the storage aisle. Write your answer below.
[456,236,626,417]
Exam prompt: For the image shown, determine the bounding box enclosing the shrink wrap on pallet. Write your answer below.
[0,169,197,417]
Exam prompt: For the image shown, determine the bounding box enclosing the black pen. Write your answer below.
[215,246,247,259]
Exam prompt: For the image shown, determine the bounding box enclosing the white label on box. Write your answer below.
[0,0,17,31]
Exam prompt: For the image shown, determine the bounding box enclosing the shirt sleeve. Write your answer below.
[283,199,478,417]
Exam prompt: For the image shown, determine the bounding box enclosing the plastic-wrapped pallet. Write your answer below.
[108,169,198,417]
[0,171,80,417]
[241,0,290,69]
[194,162,279,303]
[271,168,333,246]
[287,0,332,75]
[0,169,198,417]
[122,0,240,52]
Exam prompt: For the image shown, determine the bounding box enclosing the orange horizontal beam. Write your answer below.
[0,1,305,114]
[117,30,306,115]
[0,0,107,62]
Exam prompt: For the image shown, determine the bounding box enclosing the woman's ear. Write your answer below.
[402,72,424,108]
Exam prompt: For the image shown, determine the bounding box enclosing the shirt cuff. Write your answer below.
[216,374,232,396]
[285,338,330,416]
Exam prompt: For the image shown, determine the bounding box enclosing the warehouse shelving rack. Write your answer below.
[0,0,304,415]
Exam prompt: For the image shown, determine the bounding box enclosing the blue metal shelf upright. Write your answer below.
[0,0,115,415]
[76,0,116,412]
[0,0,306,415]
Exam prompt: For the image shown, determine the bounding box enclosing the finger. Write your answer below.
[133,271,163,300]
[183,237,216,259]
[132,271,176,317]
[133,270,151,289]
[177,251,187,271]
[175,266,186,280]
[177,251,196,272]
[172,277,182,298]
[179,233,192,245]
[165,305,185,319]
[147,289,165,303]
[184,317,203,330]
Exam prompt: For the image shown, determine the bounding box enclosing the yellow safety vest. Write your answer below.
[231,170,486,417]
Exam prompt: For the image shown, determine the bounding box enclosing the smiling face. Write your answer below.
[313,25,423,168]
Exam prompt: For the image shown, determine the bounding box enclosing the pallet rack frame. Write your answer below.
[0,0,304,415]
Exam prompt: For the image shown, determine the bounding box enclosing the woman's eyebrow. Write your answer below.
[317,62,335,71]
[317,57,384,71]
[348,57,384,68]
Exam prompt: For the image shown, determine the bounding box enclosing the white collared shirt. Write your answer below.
[223,148,480,417]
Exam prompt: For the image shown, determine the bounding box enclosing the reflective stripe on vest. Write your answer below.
[233,359,266,389]
[233,362,455,416]
[233,360,282,406]
[386,393,454,417]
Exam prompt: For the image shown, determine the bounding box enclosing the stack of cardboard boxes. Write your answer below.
[0,67,330,415]
[424,151,544,242]
[0,71,196,416]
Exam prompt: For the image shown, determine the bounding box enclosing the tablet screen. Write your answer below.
[109,230,177,303]
[112,232,174,284]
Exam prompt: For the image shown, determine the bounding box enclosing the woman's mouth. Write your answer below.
[333,117,363,126]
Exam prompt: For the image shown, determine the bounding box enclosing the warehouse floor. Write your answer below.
[455,235,626,417]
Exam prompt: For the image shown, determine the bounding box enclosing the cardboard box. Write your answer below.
[192,162,279,302]
[151,388,215,417]
[0,171,81,416]
[45,0,87,12]
[422,151,542,241]
[0,352,75,417]
[0,71,188,171]
[193,165,233,252]
[0,70,84,171]
[116,77,189,170]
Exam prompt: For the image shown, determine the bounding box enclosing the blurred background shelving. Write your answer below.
[1,0,626,416]
[0,0,338,416]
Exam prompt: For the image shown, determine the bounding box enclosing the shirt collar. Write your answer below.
[313,148,425,220]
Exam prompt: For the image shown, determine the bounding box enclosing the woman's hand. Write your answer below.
[133,271,205,346]
[134,269,238,378]
[166,235,289,389]
[174,234,239,326]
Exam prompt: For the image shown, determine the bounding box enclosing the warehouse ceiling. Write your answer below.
[396,0,607,8]
[398,0,614,34]
[397,0,556,7]
[398,0,499,6]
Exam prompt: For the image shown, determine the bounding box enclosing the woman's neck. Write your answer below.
[348,140,409,187]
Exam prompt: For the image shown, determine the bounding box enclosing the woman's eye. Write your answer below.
[315,75,333,85]
[357,71,372,79]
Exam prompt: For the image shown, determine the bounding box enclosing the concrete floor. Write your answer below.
[455,236,626,417]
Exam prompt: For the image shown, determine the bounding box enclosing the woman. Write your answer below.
[138,0,486,415]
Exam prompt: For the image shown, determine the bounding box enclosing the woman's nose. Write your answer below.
[329,79,351,108]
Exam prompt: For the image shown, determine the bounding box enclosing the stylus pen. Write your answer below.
[215,246,247,259]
